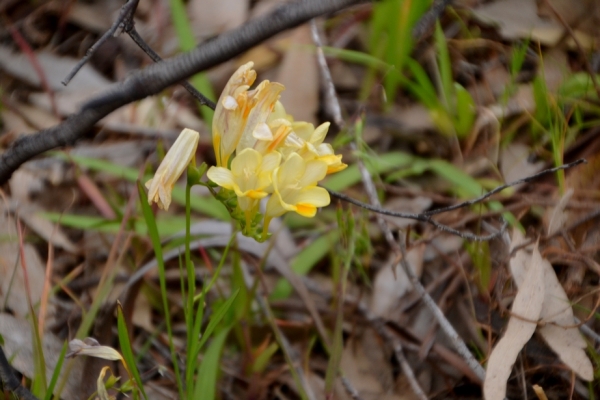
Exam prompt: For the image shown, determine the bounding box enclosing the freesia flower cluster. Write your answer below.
[146,62,347,241]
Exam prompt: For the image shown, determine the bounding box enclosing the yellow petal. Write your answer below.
[298,159,327,187]
[207,167,235,189]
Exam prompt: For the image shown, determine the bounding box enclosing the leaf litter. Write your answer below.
[0,0,600,398]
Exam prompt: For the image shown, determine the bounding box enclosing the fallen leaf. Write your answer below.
[370,245,425,318]
[0,203,54,320]
[500,143,544,191]
[0,45,111,92]
[546,188,574,235]
[537,259,593,381]
[0,313,85,400]
[508,230,593,381]
[484,240,545,400]
[471,0,564,45]
[276,24,319,125]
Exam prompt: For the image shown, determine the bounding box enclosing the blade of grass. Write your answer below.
[52,153,230,220]
[43,341,67,400]
[137,181,184,399]
[270,231,339,300]
[117,302,148,400]
[192,328,230,400]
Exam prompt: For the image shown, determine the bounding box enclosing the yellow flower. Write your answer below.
[212,62,284,167]
[272,107,347,174]
[207,148,281,227]
[145,128,199,210]
[264,153,330,226]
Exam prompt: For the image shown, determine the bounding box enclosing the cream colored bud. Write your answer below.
[145,128,200,210]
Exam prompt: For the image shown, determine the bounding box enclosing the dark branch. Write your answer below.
[62,0,139,86]
[126,27,216,109]
[0,0,367,184]
[0,346,40,400]
[327,159,585,241]
[423,158,586,216]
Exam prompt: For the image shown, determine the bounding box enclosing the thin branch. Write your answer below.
[62,0,139,86]
[328,159,585,241]
[412,0,453,39]
[0,0,368,184]
[328,189,507,241]
[309,19,344,129]
[340,376,364,400]
[125,26,216,109]
[0,346,40,400]
[396,231,486,382]
[423,159,586,216]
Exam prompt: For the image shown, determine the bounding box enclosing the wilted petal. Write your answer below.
[146,128,199,210]
[236,81,285,153]
[212,62,257,167]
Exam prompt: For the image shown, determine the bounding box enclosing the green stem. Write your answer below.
[184,182,195,397]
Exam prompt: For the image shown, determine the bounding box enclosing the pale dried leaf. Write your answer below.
[276,25,319,125]
[0,205,53,319]
[17,205,79,254]
[547,188,574,235]
[0,313,85,400]
[484,242,545,400]
[370,245,424,318]
[340,334,395,400]
[508,230,593,381]
[0,46,111,92]
[189,0,248,39]
[500,144,544,191]
[538,257,593,380]
[472,0,564,45]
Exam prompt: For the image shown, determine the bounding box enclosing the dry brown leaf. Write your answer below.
[484,240,545,400]
[189,0,248,40]
[0,46,111,92]
[537,260,593,381]
[276,24,319,125]
[371,245,425,318]
[472,0,564,45]
[500,143,545,190]
[546,188,574,235]
[0,313,85,400]
[340,334,409,400]
[508,230,593,381]
[0,204,53,320]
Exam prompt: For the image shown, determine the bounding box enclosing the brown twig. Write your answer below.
[62,0,139,86]
[412,0,453,40]
[0,0,369,184]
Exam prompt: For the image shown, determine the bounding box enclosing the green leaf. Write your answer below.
[322,152,414,191]
[117,303,148,399]
[192,328,230,400]
[54,153,230,220]
[454,83,476,138]
[270,231,339,300]
[44,342,68,400]
[197,289,240,352]
[169,0,215,123]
